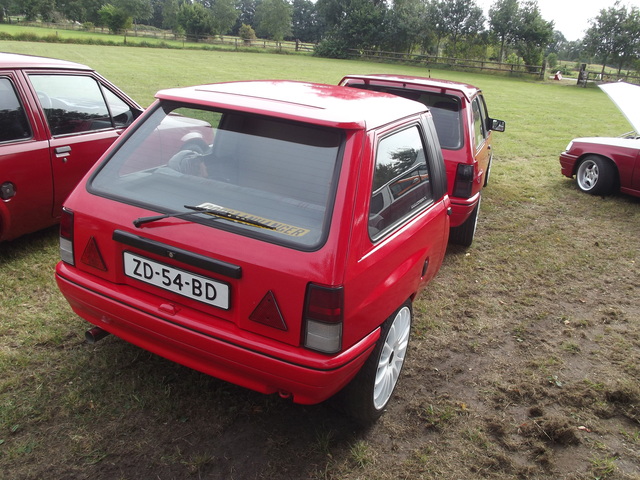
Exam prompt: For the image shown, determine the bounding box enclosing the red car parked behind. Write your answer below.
[0,53,143,242]
[340,74,506,246]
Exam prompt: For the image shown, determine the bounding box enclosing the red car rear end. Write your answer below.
[56,81,450,423]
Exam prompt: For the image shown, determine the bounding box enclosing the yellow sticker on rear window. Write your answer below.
[198,203,310,237]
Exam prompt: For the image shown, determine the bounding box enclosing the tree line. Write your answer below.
[1,0,640,73]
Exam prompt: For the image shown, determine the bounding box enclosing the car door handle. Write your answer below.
[55,146,72,155]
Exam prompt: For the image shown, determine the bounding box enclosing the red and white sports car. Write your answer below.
[560,82,640,198]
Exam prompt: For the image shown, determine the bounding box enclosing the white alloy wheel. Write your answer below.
[373,305,411,410]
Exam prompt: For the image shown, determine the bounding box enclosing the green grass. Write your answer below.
[0,42,638,479]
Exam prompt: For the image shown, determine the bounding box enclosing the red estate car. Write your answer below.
[560,82,640,198]
[55,81,451,423]
[339,74,505,246]
[0,52,143,242]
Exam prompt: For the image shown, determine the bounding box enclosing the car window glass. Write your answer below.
[28,74,113,136]
[90,105,343,250]
[0,77,32,142]
[345,84,463,151]
[369,126,433,239]
[418,94,463,150]
[472,97,486,150]
[102,88,137,128]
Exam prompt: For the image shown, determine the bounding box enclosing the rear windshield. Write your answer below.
[346,84,462,150]
[90,103,344,250]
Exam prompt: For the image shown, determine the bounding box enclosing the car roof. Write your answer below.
[155,80,429,130]
[0,52,93,71]
[341,74,481,102]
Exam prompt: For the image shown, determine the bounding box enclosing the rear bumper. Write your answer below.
[449,192,480,227]
[55,262,378,405]
[559,152,577,177]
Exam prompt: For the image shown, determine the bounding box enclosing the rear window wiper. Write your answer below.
[133,204,276,230]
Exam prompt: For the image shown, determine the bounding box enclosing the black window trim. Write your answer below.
[368,121,437,243]
[0,75,34,144]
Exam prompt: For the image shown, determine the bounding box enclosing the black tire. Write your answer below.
[449,196,480,247]
[576,155,616,195]
[335,301,412,425]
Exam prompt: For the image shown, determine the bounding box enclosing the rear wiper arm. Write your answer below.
[133,204,276,230]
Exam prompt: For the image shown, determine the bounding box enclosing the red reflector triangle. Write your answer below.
[81,236,107,272]
[249,291,287,331]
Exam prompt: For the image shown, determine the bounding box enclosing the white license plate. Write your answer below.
[123,252,230,310]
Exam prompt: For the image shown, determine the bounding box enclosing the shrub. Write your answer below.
[314,37,350,59]
[239,24,256,44]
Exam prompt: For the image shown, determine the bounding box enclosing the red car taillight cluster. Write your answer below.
[452,163,474,198]
[59,207,75,266]
[303,284,343,354]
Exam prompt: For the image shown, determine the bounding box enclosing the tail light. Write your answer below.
[303,284,343,354]
[59,207,75,265]
[452,164,474,198]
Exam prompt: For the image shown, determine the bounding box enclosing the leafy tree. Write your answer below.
[416,0,439,55]
[177,1,213,39]
[99,3,133,32]
[210,0,238,35]
[383,0,424,54]
[429,0,485,57]
[232,0,260,34]
[513,0,553,69]
[22,0,40,20]
[316,0,387,56]
[239,22,256,42]
[160,0,180,31]
[37,0,57,21]
[619,7,640,73]
[255,0,292,41]
[115,0,152,29]
[291,0,323,43]
[585,2,640,74]
[488,0,519,61]
[59,0,105,24]
[546,30,566,55]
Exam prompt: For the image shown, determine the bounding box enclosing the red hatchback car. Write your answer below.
[339,74,505,246]
[560,82,640,198]
[55,81,451,423]
[0,52,143,242]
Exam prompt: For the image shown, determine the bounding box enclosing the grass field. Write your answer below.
[0,42,638,479]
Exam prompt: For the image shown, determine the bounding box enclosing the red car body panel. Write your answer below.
[339,74,501,229]
[0,53,143,241]
[560,137,640,198]
[55,81,450,405]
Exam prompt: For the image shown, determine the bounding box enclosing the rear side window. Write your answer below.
[91,104,344,250]
[472,96,488,150]
[28,74,134,136]
[0,78,31,142]
[369,126,433,239]
[421,95,462,150]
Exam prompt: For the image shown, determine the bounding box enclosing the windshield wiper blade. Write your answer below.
[133,204,276,230]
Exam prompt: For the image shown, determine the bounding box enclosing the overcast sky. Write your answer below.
[475,0,640,42]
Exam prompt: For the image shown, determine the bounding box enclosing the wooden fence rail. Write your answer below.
[13,21,316,52]
[348,49,545,78]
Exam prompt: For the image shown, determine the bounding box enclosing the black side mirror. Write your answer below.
[489,118,506,132]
